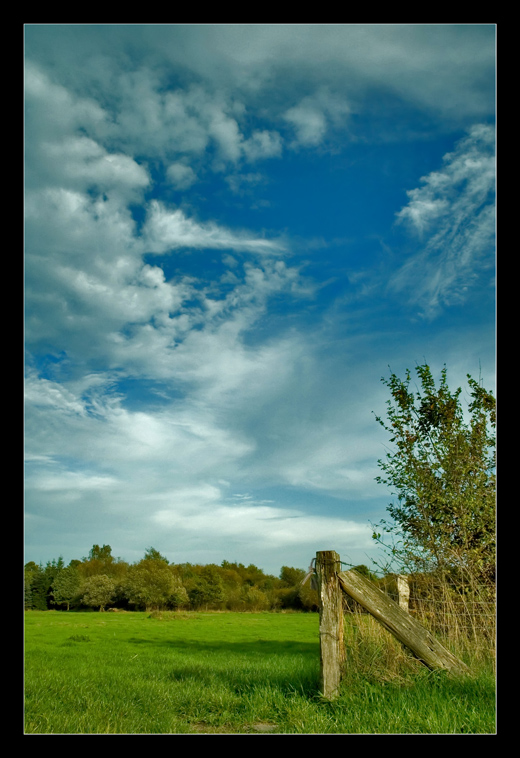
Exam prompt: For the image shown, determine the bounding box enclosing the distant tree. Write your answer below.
[88,544,114,563]
[123,560,184,611]
[275,566,308,610]
[280,566,306,586]
[220,565,244,589]
[80,544,114,577]
[143,547,169,565]
[167,575,189,610]
[221,560,245,573]
[24,562,40,610]
[298,579,320,612]
[243,563,269,587]
[373,364,496,583]
[276,586,304,610]
[188,566,225,610]
[27,558,65,610]
[79,544,129,582]
[220,560,277,591]
[81,574,116,611]
[50,564,82,610]
[27,565,47,610]
[239,585,270,611]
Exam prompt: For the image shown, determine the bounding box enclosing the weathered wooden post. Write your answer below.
[316,550,344,698]
[397,574,410,612]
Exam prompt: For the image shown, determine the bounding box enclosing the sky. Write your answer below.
[24,24,496,577]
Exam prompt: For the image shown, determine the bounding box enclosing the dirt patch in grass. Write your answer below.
[248,722,279,732]
[190,721,279,734]
[190,721,237,733]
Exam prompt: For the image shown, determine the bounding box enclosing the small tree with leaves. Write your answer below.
[373,364,495,584]
[187,566,225,610]
[51,564,82,610]
[80,574,116,611]
[27,558,65,610]
[123,557,185,611]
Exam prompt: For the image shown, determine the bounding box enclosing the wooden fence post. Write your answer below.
[397,574,410,612]
[316,550,344,698]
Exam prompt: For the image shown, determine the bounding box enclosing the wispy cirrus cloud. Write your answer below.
[390,124,495,318]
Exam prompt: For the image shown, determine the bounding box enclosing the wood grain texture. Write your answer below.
[316,551,344,698]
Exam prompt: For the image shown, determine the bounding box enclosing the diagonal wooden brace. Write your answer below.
[338,569,471,677]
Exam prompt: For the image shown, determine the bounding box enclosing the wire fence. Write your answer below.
[343,574,496,665]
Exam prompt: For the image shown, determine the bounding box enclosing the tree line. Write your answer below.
[24,545,326,613]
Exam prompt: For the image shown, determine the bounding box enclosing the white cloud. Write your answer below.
[395,196,450,238]
[225,171,266,197]
[142,199,287,255]
[283,90,351,148]
[24,197,192,363]
[38,136,149,198]
[243,129,283,160]
[28,470,118,493]
[284,103,327,147]
[135,25,493,121]
[24,372,89,418]
[153,497,374,549]
[396,124,495,235]
[25,162,290,366]
[391,124,495,317]
[25,58,282,197]
[166,162,197,190]
[24,186,141,269]
[25,27,495,163]
[24,368,255,478]
[24,61,110,143]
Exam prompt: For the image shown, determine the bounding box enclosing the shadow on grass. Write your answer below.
[127,637,318,655]
[126,637,321,695]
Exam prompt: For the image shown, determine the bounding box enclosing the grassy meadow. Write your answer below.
[24,610,496,734]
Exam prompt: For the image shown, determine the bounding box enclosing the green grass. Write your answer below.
[24,610,495,734]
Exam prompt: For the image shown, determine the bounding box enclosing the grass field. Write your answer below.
[24,610,496,734]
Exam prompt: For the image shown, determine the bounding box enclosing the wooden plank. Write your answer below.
[316,551,344,698]
[338,569,470,677]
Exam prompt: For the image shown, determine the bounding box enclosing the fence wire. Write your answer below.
[343,576,496,661]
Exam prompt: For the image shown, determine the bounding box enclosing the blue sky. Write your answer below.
[24,25,496,576]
